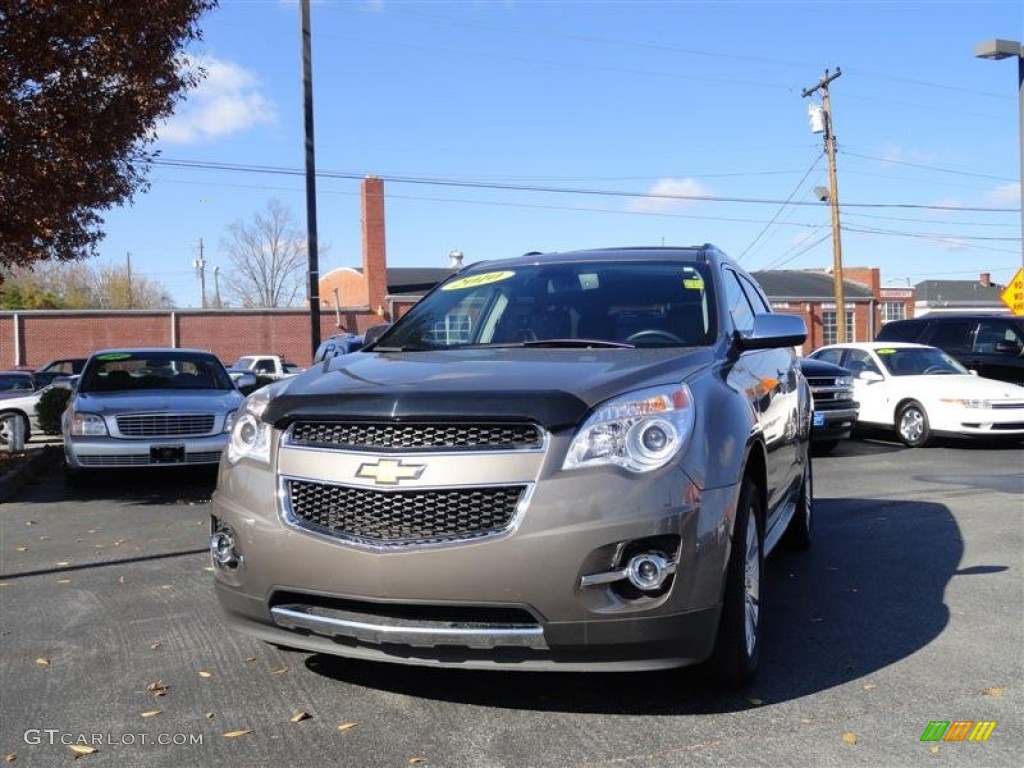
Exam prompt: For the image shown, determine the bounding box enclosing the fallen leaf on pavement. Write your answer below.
[146,680,169,696]
[927,746,940,754]
[150,642,161,651]
[337,723,359,732]
[141,710,161,718]
[271,666,288,675]
[205,712,215,720]
[69,744,98,757]
[983,686,1003,697]
[862,683,876,691]
[4,752,15,762]
[290,711,312,723]
[408,759,428,765]
[244,656,256,663]
[35,657,50,667]
[198,670,212,678]
[222,730,254,738]
[14,547,27,552]
[842,731,857,745]
[746,697,764,706]
[56,579,71,584]
[799,718,812,725]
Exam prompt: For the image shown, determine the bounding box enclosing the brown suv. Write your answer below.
[211,246,813,686]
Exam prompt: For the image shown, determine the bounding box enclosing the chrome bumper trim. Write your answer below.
[270,605,548,649]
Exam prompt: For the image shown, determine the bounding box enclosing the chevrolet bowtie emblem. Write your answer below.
[355,458,426,485]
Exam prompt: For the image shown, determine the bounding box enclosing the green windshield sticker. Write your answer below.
[683,277,705,290]
[876,348,896,355]
[441,271,515,291]
[95,352,133,361]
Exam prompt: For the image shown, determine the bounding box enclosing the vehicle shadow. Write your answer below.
[19,460,218,506]
[305,495,964,714]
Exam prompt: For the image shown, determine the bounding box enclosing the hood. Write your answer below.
[890,374,1024,400]
[74,389,244,415]
[263,347,715,430]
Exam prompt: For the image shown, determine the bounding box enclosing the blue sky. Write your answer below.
[97,0,1023,307]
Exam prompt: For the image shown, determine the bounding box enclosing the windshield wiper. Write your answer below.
[520,338,635,349]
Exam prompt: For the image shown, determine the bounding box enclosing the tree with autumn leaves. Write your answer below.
[0,0,218,274]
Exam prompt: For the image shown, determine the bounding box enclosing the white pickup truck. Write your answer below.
[226,355,304,382]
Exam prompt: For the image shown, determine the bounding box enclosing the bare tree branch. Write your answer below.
[221,199,309,308]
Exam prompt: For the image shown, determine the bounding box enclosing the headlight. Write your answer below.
[70,412,108,436]
[226,387,275,464]
[836,375,854,389]
[563,384,695,473]
[223,410,237,434]
[940,398,992,409]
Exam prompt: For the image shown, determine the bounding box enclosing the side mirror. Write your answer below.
[735,314,807,351]
[235,373,257,391]
[858,371,884,382]
[363,323,393,347]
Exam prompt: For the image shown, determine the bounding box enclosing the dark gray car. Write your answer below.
[212,246,813,686]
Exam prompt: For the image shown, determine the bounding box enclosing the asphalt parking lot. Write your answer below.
[0,437,1021,768]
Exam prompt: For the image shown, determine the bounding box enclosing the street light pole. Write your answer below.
[974,38,1024,270]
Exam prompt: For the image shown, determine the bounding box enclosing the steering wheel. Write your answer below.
[923,365,949,375]
[624,329,686,345]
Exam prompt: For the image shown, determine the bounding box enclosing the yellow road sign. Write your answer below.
[1001,268,1024,316]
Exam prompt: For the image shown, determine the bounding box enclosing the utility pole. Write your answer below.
[192,238,207,308]
[300,0,322,357]
[213,266,222,308]
[802,68,847,342]
[126,251,133,309]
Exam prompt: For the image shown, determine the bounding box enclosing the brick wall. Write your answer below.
[0,308,386,369]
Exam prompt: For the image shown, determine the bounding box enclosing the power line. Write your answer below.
[738,154,824,262]
[842,150,1017,182]
[150,158,1017,213]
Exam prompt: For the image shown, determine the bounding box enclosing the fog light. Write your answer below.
[626,552,674,591]
[210,529,241,568]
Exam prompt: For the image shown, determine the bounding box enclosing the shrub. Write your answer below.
[35,386,71,435]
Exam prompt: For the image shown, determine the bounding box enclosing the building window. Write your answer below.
[823,310,855,345]
[881,302,906,324]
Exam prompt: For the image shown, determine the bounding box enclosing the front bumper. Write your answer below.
[811,405,858,442]
[64,433,228,469]
[211,454,738,671]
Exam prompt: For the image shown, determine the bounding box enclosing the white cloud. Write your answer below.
[627,178,713,213]
[158,57,276,144]
[985,183,1020,206]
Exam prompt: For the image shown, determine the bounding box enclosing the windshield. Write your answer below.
[875,346,968,376]
[377,262,716,350]
[79,351,234,393]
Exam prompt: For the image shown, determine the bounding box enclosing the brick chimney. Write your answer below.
[361,176,388,317]
[979,272,991,287]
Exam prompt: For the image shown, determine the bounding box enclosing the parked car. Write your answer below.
[0,379,46,446]
[797,357,858,453]
[62,348,252,479]
[808,342,1024,447]
[875,314,1023,386]
[212,245,813,687]
[226,355,304,382]
[32,357,88,387]
[0,371,39,394]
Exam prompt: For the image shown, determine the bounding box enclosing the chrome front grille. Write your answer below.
[286,479,526,546]
[805,377,847,402]
[287,421,543,451]
[116,413,215,437]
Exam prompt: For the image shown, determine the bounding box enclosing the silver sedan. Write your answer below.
[63,348,251,478]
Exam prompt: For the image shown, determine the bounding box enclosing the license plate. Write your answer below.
[813,412,825,427]
[150,445,185,464]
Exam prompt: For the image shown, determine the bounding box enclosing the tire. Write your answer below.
[0,410,30,447]
[712,476,764,688]
[896,401,932,447]
[783,458,813,550]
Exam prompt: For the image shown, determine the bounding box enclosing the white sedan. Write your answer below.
[808,342,1024,447]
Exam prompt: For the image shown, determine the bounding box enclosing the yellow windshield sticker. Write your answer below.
[683,277,705,290]
[441,271,515,291]
[876,348,896,355]
[95,352,133,361]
